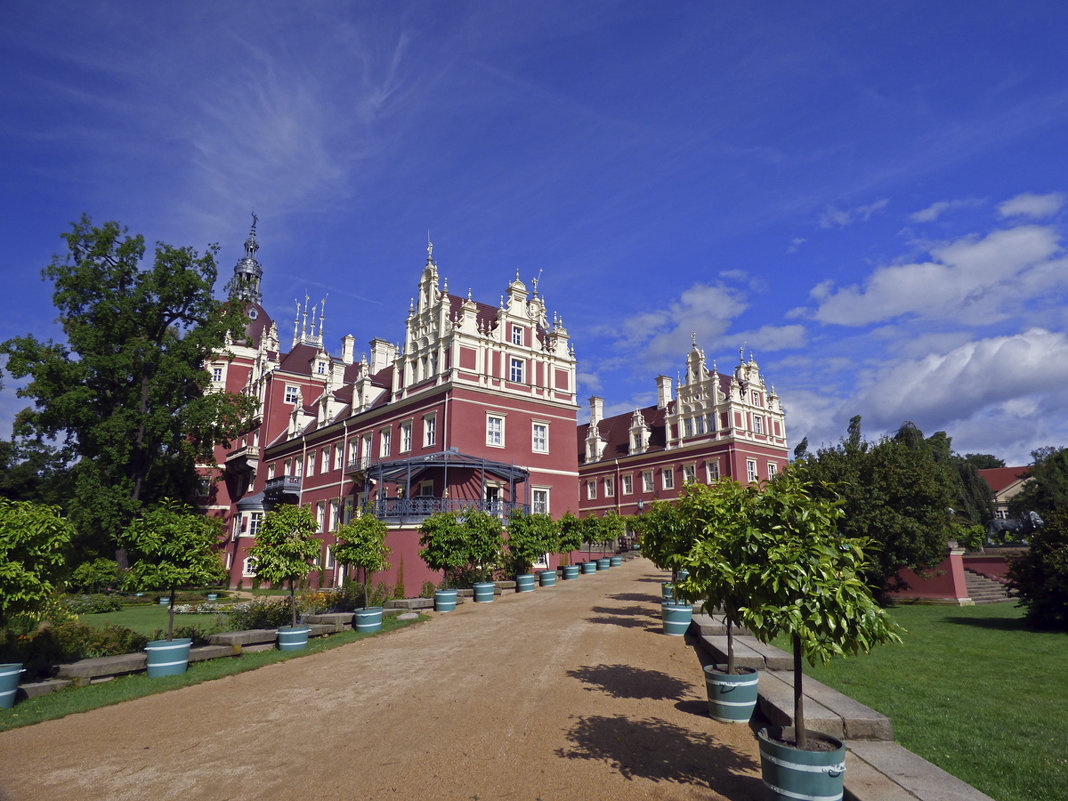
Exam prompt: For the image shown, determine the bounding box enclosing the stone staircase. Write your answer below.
[964,568,1012,604]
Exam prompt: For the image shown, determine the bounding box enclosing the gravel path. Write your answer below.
[0,558,764,801]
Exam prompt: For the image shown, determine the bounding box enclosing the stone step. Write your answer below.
[760,669,893,741]
[963,569,1011,604]
[845,740,996,801]
[695,632,793,671]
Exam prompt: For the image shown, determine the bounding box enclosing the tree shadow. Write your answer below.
[607,592,661,604]
[586,615,652,629]
[636,576,669,583]
[943,615,1031,631]
[556,713,762,796]
[566,664,695,701]
[591,603,658,619]
[675,699,710,718]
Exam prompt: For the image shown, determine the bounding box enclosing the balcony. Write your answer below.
[367,497,529,524]
[225,444,260,474]
[264,475,302,502]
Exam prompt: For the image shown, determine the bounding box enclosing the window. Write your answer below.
[343,498,354,525]
[622,474,633,495]
[604,477,614,497]
[706,460,720,482]
[306,450,315,477]
[380,428,391,457]
[248,512,262,537]
[424,414,437,447]
[322,449,331,473]
[400,421,412,452]
[362,433,372,466]
[284,385,299,404]
[284,459,291,476]
[316,501,326,530]
[511,325,523,345]
[642,470,654,492]
[418,481,434,497]
[532,422,548,453]
[294,457,303,477]
[661,468,674,490]
[324,547,334,570]
[212,366,223,383]
[754,416,764,435]
[330,500,339,531]
[684,418,693,437]
[267,463,276,480]
[586,480,597,500]
[746,459,758,483]
[317,361,326,375]
[683,464,696,484]
[242,557,257,578]
[532,488,549,514]
[486,415,504,447]
[752,390,760,406]
[767,462,777,480]
[510,357,524,383]
[334,445,342,470]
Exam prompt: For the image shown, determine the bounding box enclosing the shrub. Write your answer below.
[69,558,123,593]
[2,621,149,678]
[1007,509,1068,630]
[227,597,294,630]
[62,593,124,614]
[420,581,437,598]
[150,623,216,646]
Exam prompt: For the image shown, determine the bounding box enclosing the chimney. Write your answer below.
[656,375,673,409]
[341,334,355,365]
[369,338,396,374]
[589,396,604,428]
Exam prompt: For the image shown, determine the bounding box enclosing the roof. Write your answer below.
[577,404,668,464]
[365,448,530,484]
[978,466,1030,494]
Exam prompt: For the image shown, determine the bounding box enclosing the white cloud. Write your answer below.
[787,237,806,253]
[819,198,889,229]
[812,224,1064,326]
[909,198,983,223]
[734,324,808,352]
[997,192,1065,219]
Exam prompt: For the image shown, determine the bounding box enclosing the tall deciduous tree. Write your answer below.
[1,217,257,557]
[1009,447,1068,518]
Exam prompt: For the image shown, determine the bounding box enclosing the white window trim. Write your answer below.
[586,480,597,500]
[706,460,720,482]
[622,474,633,495]
[423,413,437,447]
[532,487,550,515]
[284,385,299,404]
[400,420,413,453]
[642,470,654,492]
[661,468,674,490]
[531,420,549,454]
[486,413,505,448]
[380,427,391,458]
[509,357,524,383]
[746,459,758,483]
[683,463,696,484]
[603,477,614,497]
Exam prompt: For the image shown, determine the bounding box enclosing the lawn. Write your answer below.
[81,604,229,637]
[782,602,1067,801]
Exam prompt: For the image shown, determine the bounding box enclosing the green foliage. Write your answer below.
[0,499,74,630]
[121,499,227,639]
[149,623,216,647]
[334,513,391,608]
[419,511,468,589]
[636,497,697,582]
[963,453,1005,470]
[1009,446,1068,518]
[0,438,74,509]
[63,594,124,614]
[1007,509,1068,630]
[420,581,437,598]
[462,509,503,583]
[599,510,625,546]
[504,509,557,576]
[791,416,956,600]
[956,524,988,552]
[249,505,321,628]
[226,597,294,630]
[0,216,257,555]
[950,455,996,525]
[69,558,123,593]
[557,511,584,564]
[1,620,148,677]
[738,473,903,748]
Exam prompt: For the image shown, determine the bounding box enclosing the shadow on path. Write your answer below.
[566,663,693,701]
[607,592,661,604]
[556,714,762,797]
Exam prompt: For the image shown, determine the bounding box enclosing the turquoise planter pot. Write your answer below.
[561,564,580,580]
[661,582,675,602]
[473,581,495,603]
[0,663,24,709]
[277,626,311,651]
[538,569,557,587]
[610,555,622,567]
[145,637,192,677]
[515,573,536,592]
[705,665,759,723]
[355,606,383,633]
[597,557,610,570]
[158,597,170,606]
[661,602,692,636]
[581,560,597,574]
[434,588,458,612]
[206,593,218,601]
[758,727,846,801]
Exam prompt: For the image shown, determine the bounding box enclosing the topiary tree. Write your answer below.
[419,511,467,589]
[249,504,320,629]
[557,511,584,566]
[599,509,625,554]
[0,499,74,634]
[122,498,227,640]
[504,509,557,577]
[674,480,757,675]
[637,497,697,583]
[739,473,904,750]
[461,508,503,583]
[1007,509,1068,630]
[334,512,391,610]
[580,514,602,562]
[69,557,123,593]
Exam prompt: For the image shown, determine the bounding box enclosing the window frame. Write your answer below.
[284,385,299,404]
[661,468,674,490]
[531,421,549,454]
[509,357,524,383]
[486,414,505,447]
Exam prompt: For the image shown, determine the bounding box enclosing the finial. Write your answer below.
[500,294,505,308]
[427,234,433,262]
[467,287,472,301]
[691,331,697,346]
[443,277,449,295]
[250,210,258,234]
[515,268,521,282]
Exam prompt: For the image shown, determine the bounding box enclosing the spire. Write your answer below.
[231,211,263,304]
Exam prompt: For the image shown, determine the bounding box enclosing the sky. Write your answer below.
[2,1,1068,466]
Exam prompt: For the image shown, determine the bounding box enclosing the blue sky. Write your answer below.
[3,1,1068,465]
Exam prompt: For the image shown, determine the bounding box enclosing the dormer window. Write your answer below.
[317,361,326,375]
[511,325,523,345]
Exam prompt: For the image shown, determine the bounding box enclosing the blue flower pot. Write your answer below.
[561,564,580,580]
[355,606,383,633]
[581,561,597,574]
[206,593,218,601]
[597,557,610,570]
[539,569,557,587]
[145,638,192,677]
[277,626,310,651]
[662,582,675,602]
[661,602,692,636]
[705,665,759,723]
[158,597,170,606]
[515,573,536,592]
[610,555,622,567]
[434,588,458,612]
[758,727,846,801]
[0,663,24,709]
[473,581,495,603]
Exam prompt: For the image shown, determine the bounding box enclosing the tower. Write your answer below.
[231,212,263,304]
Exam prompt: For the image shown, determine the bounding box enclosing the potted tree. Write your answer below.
[557,511,584,579]
[599,510,625,568]
[462,508,503,603]
[334,511,391,632]
[505,509,557,591]
[580,514,602,573]
[249,504,321,650]
[123,499,227,676]
[741,474,903,800]
[674,481,761,723]
[419,511,467,611]
[0,500,73,707]
[638,498,699,634]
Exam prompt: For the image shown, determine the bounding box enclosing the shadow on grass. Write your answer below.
[942,615,1031,631]
[566,664,693,700]
[556,713,761,794]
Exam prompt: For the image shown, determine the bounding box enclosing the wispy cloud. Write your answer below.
[909,198,984,223]
[997,192,1065,219]
[819,198,889,229]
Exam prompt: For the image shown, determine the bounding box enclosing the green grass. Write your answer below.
[81,604,231,637]
[776,602,1068,801]
[0,613,426,732]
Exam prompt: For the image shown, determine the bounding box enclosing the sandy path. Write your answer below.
[0,558,764,801]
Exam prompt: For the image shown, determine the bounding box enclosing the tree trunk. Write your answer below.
[363,566,369,609]
[167,587,176,640]
[290,581,297,628]
[726,617,734,675]
[793,632,807,750]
